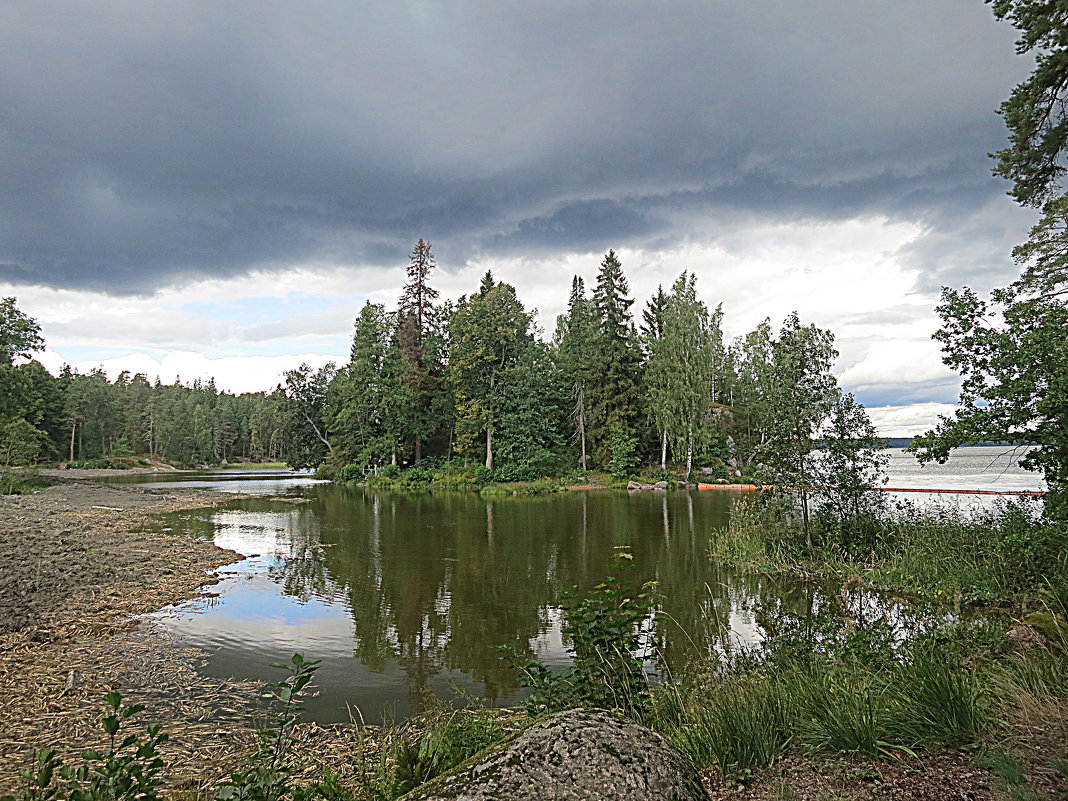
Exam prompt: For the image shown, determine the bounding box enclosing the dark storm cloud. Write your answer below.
[853,378,964,409]
[0,0,1030,293]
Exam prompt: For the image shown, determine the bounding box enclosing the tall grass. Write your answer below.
[712,494,1066,603]
[672,676,790,773]
[789,668,897,757]
[654,615,1017,777]
[893,647,985,746]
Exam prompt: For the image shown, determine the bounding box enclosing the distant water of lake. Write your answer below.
[883,445,1044,494]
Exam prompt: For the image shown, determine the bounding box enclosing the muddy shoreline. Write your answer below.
[0,478,358,794]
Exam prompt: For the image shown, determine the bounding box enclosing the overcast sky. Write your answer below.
[0,0,1036,435]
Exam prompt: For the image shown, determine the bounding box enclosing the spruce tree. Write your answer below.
[395,239,445,462]
[587,250,643,466]
[556,276,597,471]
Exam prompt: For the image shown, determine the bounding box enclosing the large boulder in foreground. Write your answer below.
[403,708,709,801]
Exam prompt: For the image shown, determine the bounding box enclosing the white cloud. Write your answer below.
[6,215,967,404]
[35,348,339,395]
[866,403,959,438]
[838,339,955,389]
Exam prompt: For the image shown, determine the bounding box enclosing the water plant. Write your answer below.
[500,546,658,720]
[217,652,322,801]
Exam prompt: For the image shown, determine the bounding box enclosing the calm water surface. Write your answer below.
[122,448,1040,723]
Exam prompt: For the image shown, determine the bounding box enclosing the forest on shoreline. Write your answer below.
[0,246,884,495]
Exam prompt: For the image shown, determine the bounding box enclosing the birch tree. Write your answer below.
[645,272,718,476]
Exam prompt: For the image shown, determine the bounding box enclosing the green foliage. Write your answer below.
[66,458,132,470]
[605,425,640,479]
[586,251,643,467]
[393,239,450,464]
[910,281,1068,521]
[555,276,598,471]
[657,610,1006,778]
[810,392,887,535]
[0,468,51,495]
[2,691,167,801]
[892,647,984,747]
[391,706,511,797]
[489,462,544,483]
[448,273,535,470]
[910,3,1068,524]
[788,669,897,757]
[713,494,1067,603]
[342,702,521,801]
[108,437,134,458]
[671,676,790,775]
[0,297,45,367]
[0,418,48,466]
[987,0,1068,208]
[217,652,322,801]
[401,467,433,484]
[281,364,338,470]
[501,547,658,720]
[334,463,363,483]
[644,272,724,474]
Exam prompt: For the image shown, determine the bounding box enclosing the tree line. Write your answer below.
[0,243,882,499]
[288,241,882,504]
[0,300,297,467]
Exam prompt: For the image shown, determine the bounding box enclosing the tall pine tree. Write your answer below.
[555,276,597,471]
[587,251,643,466]
[396,239,445,462]
[448,272,534,470]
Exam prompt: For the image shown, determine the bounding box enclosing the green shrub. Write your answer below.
[480,478,565,496]
[432,469,479,490]
[0,418,48,466]
[392,706,511,796]
[378,464,401,479]
[414,456,445,471]
[491,463,543,483]
[789,668,896,757]
[217,653,322,801]
[66,458,131,470]
[402,467,433,484]
[892,648,984,746]
[606,426,640,479]
[109,437,135,457]
[500,547,657,720]
[474,465,493,485]
[1,469,51,495]
[334,463,363,483]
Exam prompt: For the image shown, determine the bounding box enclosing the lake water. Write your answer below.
[124,447,1042,724]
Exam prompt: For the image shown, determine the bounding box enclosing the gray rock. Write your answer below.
[403,708,709,801]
